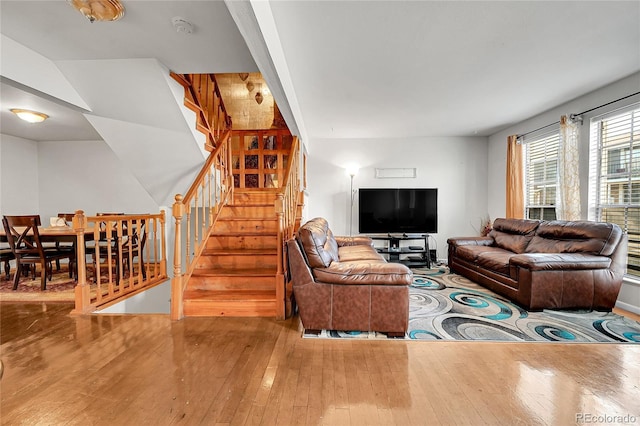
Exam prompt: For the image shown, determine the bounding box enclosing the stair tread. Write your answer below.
[192,267,276,276]
[202,248,276,256]
[212,230,277,236]
[184,289,276,301]
[218,217,277,221]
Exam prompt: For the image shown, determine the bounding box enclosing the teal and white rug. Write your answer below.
[303,268,640,343]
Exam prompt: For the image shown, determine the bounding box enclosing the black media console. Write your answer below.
[368,234,430,268]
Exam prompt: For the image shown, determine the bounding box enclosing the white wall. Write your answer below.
[306,136,488,261]
[0,134,39,215]
[487,71,640,314]
[37,140,159,220]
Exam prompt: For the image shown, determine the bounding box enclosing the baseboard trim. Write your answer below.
[615,300,640,316]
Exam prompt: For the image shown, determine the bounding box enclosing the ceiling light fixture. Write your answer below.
[10,109,49,123]
[255,92,264,105]
[238,73,249,81]
[68,0,125,23]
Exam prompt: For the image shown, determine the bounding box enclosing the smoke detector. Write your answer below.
[172,17,194,34]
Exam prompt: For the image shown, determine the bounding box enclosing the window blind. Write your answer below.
[525,131,560,221]
[592,104,640,276]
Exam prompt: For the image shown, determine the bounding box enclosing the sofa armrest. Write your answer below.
[510,253,611,271]
[314,262,413,285]
[335,236,374,247]
[447,236,494,247]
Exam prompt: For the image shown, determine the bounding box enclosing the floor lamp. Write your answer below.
[346,165,359,236]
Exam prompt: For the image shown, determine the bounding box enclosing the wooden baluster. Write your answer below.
[194,192,199,257]
[160,211,167,279]
[201,178,206,246]
[208,166,214,226]
[71,210,90,314]
[171,195,185,320]
[275,193,285,320]
[185,205,191,272]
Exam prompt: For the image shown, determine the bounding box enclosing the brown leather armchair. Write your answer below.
[287,218,413,336]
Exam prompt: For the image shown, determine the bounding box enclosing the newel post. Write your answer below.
[71,210,90,315]
[275,193,285,320]
[171,194,185,321]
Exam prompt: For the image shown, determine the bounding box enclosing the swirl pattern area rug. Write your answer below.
[303,268,640,343]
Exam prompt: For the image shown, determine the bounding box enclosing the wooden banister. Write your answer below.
[170,72,231,151]
[170,133,234,320]
[274,137,301,319]
[71,210,168,314]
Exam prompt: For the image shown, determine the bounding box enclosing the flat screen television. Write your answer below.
[358,188,437,234]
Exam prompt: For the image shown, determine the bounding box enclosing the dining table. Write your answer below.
[0,225,96,245]
[0,225,102,284]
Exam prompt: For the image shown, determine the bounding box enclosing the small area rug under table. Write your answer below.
[302,268,640,343]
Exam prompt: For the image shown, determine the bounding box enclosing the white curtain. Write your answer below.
[557,115,581,220]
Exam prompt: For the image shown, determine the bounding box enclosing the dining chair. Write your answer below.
[55,213,76,271]
[2,215,75,290]
[0,245,14,280]
[92,215,147,284]
[120,219,147,280]
[90,213,125,284]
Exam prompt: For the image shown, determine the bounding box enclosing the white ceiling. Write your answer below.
[1,1,639,142]
[267,0,640,139]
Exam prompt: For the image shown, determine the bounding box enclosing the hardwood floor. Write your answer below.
[1,303,639,425]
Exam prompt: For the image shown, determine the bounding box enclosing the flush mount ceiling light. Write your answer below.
[68,0,125,23]
[10,109,49,123]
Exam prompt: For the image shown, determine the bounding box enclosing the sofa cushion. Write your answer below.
[476,251,515,277]
[525,220,623,256]
[313,262,413,285]
[488,218,540,254]
[456,245,512,263]
[296,217,340,268]
[338,245,386,262]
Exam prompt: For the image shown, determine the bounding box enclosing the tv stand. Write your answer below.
[369,234,430,268]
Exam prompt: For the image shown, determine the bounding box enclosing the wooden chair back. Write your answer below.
[2,215,44,258]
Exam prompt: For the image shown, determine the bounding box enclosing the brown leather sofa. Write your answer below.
[447,218,628,311]
[286,217,413,336]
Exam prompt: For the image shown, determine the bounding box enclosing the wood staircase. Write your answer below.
[183,188,281,317]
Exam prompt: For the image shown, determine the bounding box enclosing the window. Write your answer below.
[591,105,640,277]
[525,132,560,221]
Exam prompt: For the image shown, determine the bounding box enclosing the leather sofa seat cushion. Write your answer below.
[526,220,622,256]
[489,218,540,254]
[314,262,413,286]
[296,217,340,268]
[456,245,509,263]
[476,251,515,276]
[338,245,385,262]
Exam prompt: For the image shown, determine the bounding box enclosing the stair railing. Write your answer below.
[170,72,232,151]
[171,130,233,320]
[275,136,301,319]
[72,211,167,314]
